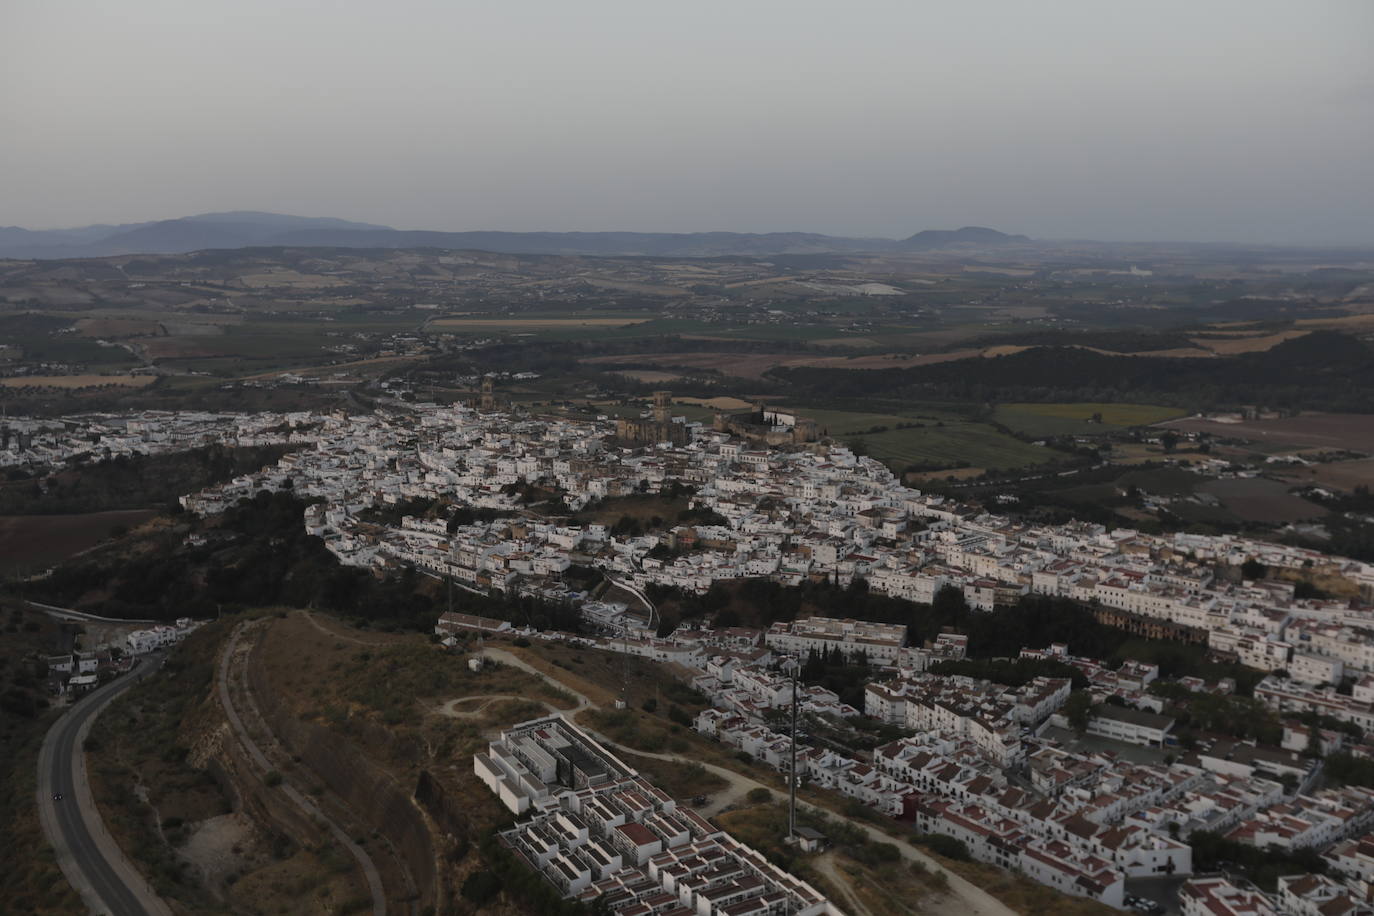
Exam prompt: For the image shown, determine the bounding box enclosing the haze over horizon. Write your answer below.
[4,0,1373,246]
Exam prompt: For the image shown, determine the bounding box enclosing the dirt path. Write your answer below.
[300,610,411,647]
[433,694,543,719]
[814,853,874,916]
[596,742,1011,914]
[697,780,752,818]
[218,622,387,916]
[480,647,593,710]
[479,644,1015,916]
[295,616,1013,915]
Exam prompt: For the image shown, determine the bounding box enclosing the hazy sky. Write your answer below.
[3,0,1372,244]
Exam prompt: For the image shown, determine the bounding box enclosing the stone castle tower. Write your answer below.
[616,390,690,446]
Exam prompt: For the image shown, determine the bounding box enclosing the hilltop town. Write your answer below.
[72,395,1374,912]
[12,392,1374,914]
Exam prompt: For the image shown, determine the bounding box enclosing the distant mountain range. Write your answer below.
[0,212,1032,259]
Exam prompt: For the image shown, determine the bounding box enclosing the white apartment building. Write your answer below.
[764,616,905,663]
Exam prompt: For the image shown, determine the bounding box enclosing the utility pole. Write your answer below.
[619,617,629,710]
[786,655,800,842]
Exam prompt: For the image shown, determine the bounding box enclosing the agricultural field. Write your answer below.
[1197,478,1329,524]
[994,402,1187,437]
[1049,467,1202,507]
[1109,443,1218,466]
[849,423,1058,473]
[237,268,350,288]
[430,316,655,330]
[0,374,155,389]
[0,509,158,572]
[73,317,166,338]
[905,466,988,483]
[1037,466,1329,528]
[1163,413,1374,454]
[1189,329,1311,354]
[0,313,139,367]
[142,314,423,375]
[1276,458,1374,494]
[798,408,936,435]
[607,369,686,383]
[583,347,1034,382]
[674,396,754,410]
[585,351,805,380]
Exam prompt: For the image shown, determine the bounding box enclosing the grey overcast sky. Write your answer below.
[2,0,1372,244]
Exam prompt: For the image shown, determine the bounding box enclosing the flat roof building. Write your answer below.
[476,715,831,915]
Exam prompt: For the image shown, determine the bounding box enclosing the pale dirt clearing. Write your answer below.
[236,270,348,289]
[432,317,653,329]
[138,338,232,359]
[179,813,258,887]
[1296,313,1374,331]
[610,369,687,383]
[0,374,153,388]
[433,695,549,719]
[239,353,426,380]
[1278,458,1374,493]
[74,318,164,338]
[1189,329,1310,354]
[675,396,755,410]
[580,278,689,297]
[1163,413,1374,453]
[814,853,876,916]
[587,346,1036,379]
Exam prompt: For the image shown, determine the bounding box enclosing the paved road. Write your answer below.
[27,599,159,625]
[37,656,174,916]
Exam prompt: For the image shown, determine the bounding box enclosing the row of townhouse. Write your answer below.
[909,797,1127,908]
[1180,871,1374,916]
[696,709,910,815]
[864,672,1071,767]
[1223,787,1374,852]
[699,704,1194,909]
[1255,675,1374,733]
[477,715,834,915]
[695,663,858,721]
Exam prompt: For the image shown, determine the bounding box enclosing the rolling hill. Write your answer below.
[0,212,1031,259]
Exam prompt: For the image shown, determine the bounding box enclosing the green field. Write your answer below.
[0,314,139,367]
[846,423,1059,472]
[428,316,714,342]
[1056,467,1201,504]
[994,402,1186,436]
[711,324,893,343]
[799,408,920,435]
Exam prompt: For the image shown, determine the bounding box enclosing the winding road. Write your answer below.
[37,656,174,916]
[27,599,158,625]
